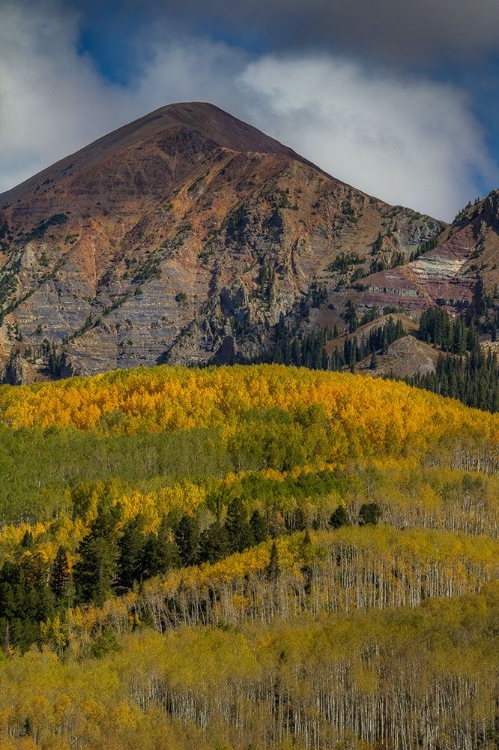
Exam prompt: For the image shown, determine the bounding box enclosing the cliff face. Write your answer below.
[0,102,448,381]
[357,190,499,312]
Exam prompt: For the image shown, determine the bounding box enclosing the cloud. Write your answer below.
[131,31,249,115]
[109,0,499,66]
[238,56,497,220]
[0,0,131,190]
[0,0,496,221]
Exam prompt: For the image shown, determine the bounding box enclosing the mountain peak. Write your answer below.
[132,101,300,156]
[0,102,302,206]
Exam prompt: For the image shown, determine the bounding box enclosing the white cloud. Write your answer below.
[131,32,249,114]
[0,0,496,221]
[237,56,497,220]
[0,0,130,190]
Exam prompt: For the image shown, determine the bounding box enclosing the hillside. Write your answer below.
[0,102,443,382]
[357,190,499,310]
[0,365,498,748]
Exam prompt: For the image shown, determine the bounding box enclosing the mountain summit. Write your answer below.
[0,102,444,381]
[0,103,308,207]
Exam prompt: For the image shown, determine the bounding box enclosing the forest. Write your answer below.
[0,364,498,748]
[256,296,499,414]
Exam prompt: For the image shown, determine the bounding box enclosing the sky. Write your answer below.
[1,0,499,221]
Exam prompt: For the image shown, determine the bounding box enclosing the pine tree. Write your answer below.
[329,504,350,529]
[155,516,181,573]
[266,541,280,583]
[90,626,120,659]
[117,515,147,591]
[293,506,308,531]
[198,521,230,564]
[20,530,34,550]
[359,502,382,526]
[344,300,358,333]
[73,503,121,606]
[250,509,268,544]
[50,546,73,605]
[174,514,200,567]
[225,497,253,553]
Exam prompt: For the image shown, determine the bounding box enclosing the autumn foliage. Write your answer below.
[0,364,499,748]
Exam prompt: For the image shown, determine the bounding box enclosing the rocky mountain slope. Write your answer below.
[356,191,499,312]
[0,101,482,382]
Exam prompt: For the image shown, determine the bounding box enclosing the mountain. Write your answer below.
[0,102,444,382]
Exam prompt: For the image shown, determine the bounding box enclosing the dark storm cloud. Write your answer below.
[79,0,499,66]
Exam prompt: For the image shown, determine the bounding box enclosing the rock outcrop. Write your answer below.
[357,190,499,313]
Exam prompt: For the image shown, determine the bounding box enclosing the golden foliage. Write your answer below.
[0,365,496,462]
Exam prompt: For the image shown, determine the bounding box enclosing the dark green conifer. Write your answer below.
[198,521,230,564]
[359,502,382,526]
[73,502,122,606]
[174,514,200,567]
[155,516,181,573]
[117,514,146,590]
[50,546,73,605]
[266,541,280,583]
[329,504,350,529]
[20,530,34,550]
[250,509,268,544]
[225,497,253,553]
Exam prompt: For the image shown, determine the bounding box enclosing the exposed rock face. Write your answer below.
[2,351,30,386]
[366,336,440,378]
[0,102,454,382]
[356,190,499,314]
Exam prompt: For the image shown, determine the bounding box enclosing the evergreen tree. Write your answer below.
[20,530,34,550]
[329,504,350,529]
[140,532,161,580]
[0,555,56,652]
[155,516,181,574]
[293,505,308,531]
[198,521,230,564]
[302,528,312,548]
[90,626,120,659]
[344,300,358,333]
[359,502,382,526]
[73,503,121,606]
[50,546,73,605]
[249,509,268,544]
[19,554,55,627]
[174,514,200,567]
[117,515,147,591]
[225,497,253,554]
[266,541,280,583]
